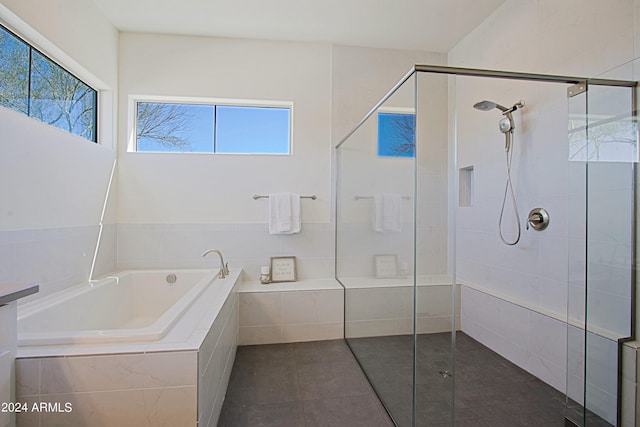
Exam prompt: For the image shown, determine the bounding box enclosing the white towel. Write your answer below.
[373,193,402,232]
[269,193,301,234]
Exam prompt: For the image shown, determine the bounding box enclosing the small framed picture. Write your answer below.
[270,256,297,282]
[375,254,398,278]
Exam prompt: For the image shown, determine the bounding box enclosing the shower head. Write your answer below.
[474,99,525,151]
[473,100,508,112]
[474,99,525,115]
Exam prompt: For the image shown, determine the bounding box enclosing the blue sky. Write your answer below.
[137,103,290,154]
[377,112,415,158]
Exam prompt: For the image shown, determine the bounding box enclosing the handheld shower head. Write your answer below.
[473,100,508,112]
[473,100,525,246]
[474,99,525,151]
[473,99,525,115]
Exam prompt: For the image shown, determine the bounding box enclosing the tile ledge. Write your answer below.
[239,278,342,293]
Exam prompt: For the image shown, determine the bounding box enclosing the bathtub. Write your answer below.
[15,268,241,427]
[18,269,220,346]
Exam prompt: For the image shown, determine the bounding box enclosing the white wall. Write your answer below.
[116,34,333,278]
[0,0,118,299]
[331,45,445,142]
[449,0,639,423]
[117,33,331,224]
[331,45,448,278]
[115,36,446,281]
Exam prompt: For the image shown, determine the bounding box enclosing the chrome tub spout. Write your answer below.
[201,249,229,278]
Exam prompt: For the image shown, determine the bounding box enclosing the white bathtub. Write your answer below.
[18,269,219,346]
[15,268,241,427]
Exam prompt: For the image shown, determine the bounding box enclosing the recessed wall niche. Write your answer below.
[459,166,474,207]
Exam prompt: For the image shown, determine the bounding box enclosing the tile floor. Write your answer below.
[218,333,612,427]
[348,332,612,427]
[217,339,394,426]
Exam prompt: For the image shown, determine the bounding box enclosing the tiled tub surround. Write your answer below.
[239,279,344,345]
[340,276,459,338]
[0,226,106,304]
[0,284,38,427]
[15,269,241,427]
[117,223,335,281]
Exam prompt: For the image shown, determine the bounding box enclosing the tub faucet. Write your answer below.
[201,249,230,279]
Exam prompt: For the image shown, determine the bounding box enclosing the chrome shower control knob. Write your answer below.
[526,208,549,231]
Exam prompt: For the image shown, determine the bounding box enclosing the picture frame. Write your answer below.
[270,256,297,282]
[374,254,398,278]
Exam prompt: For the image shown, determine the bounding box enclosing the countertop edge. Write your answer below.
[0,284,39,306]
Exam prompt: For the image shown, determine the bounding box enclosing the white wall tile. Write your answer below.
[15,358,39,397]
[239,325,282,345]
[239,287,344,345]
[2,226,101,304]
[282,323,343,342]
[415,315,456,335]
[13,395,39,427]
[345,318,410,338]
[38,386,197,427]
[526,351,566,393]
[239,293,281,327]
[620,377,636,427]
[497,300,529,349]
[345,287,412,321]
[282,290,343,325]
[40,351,197,394]
[117,223,335,279]
[528,312,567,366]
[198,291,237,426]
[537,277,568,317]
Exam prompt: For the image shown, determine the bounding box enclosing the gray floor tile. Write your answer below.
[303,395,393,427]
[218,334,613,427]
[297,360,371,401]
[348,332,613,427]
[293,339,352,365]
[224,365,301,407]
[219,401,305,427]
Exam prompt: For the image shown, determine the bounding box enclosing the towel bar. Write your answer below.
[253,194,317,200]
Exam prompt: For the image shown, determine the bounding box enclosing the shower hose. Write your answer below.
[499,133,521,246]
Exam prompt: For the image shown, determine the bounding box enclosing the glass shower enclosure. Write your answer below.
[335,65,637,426]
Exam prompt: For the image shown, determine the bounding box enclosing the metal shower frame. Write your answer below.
[335,64,636,149]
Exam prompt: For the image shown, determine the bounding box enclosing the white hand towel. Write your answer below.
[373,193,402,232]
[269,193,301,234]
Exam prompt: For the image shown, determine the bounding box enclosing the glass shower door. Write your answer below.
[566,73,636,426]
[412,70,455,427]
[336,71,419,427]
[336,68,455,426]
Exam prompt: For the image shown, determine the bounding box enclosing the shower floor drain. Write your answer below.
[439,370,453,378]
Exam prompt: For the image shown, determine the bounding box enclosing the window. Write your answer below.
[134,100,291,154]
[377,111,415,158]
[0,24,98,142]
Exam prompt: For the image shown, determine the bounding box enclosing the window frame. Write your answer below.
[128,95,294,155]
[0,22,99,143]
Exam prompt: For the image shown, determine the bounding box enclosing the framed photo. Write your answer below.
[270,256,297,282]
[375,254,398,278]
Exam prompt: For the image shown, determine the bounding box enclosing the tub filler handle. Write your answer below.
[201,249,230,279]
